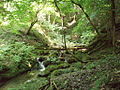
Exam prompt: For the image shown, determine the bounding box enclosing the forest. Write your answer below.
[0,0,120,90]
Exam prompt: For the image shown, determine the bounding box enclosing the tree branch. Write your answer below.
[71,0,99,34]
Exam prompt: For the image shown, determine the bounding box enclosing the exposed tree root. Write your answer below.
[87,34,112,54]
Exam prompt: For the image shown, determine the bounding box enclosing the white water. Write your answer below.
[36,58,46,71]
[38,62,45,71]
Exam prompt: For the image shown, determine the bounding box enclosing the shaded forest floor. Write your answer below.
[1,49,120,90]
[0,30,120,90]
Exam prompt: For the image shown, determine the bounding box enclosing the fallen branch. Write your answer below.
[71,0,99,34]
[35,47,87,51]
[52,81,59,90]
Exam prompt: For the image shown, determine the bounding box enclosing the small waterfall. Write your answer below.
[37,58,45,71]
[38,62,45,71]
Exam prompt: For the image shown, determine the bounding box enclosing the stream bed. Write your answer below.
[0,70,39,90]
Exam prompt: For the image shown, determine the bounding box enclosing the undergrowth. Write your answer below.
[0,30,39,77]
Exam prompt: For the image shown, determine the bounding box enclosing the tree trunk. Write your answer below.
[54,0,68,52]
[62,16,67,51]
[26,20,38,35]
[26,10,40,35]
[111,0,116,47]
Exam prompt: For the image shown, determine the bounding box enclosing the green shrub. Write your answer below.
[0,42,37,70]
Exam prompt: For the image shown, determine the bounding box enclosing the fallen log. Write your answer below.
[35,47,87,51]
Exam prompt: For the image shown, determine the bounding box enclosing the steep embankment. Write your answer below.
[0,30,47,87]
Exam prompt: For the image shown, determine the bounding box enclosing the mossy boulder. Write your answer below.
[18,78,48,90]
[38,63,70,77]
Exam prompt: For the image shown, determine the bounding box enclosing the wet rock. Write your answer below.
[38,63,70,77]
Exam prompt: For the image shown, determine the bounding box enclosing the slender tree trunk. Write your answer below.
[71,0,99,34]
[26,20,38,35]
[62,16,67,51]
[26,9,41,35]
[54,0,67,52]
[111,0,116,47]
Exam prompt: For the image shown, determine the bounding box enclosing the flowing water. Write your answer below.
[36,57,46,71]
[0,59,46,90]
[38,61,45,71]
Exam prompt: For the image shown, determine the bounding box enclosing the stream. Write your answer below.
[0,58,46,90]
[0,52,80,90]
[0,70,40,90]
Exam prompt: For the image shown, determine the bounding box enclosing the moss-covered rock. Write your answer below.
[17,78,48,90]
[38,63,70,77]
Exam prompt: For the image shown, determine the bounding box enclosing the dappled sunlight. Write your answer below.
[0,0,120,90]
[1,21,10,26]
[34,24,56,47]
[4,2,16,12]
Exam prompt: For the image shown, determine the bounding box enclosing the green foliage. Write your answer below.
[84,54,120,90]
[47,51,59,62]
[47,56,58,62]
[51,62,82,77]
[91,74,109,90]
[1,1,120,89]
[81,31,95,44]
[58,1,77,15]
[71,62,83,69]
[1,0,111,46]
[52,68,73,76]
[0,42,37,70]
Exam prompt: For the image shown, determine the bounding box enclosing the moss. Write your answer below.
[1,70,48,90]
[8,88,19,90]
[15,78,48,90]
[90,74,110,90]
[38,63,70,77]
[54,79,69,89]
[51,62,83,77]
[1,47,120,90]
[70,62,83,69]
